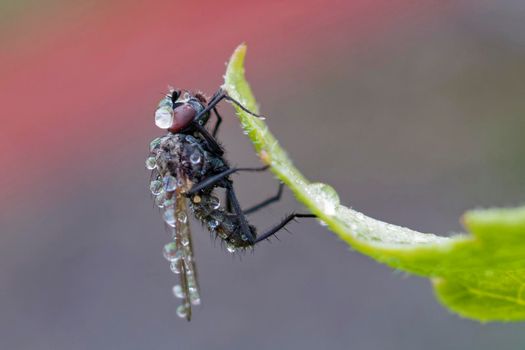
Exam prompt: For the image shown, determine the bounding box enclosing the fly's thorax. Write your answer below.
[147,133,228,220]
[148,133,224,184]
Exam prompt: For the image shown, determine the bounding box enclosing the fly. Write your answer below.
[146,87,315,320]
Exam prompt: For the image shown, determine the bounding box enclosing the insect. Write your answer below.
[146,87,315,320]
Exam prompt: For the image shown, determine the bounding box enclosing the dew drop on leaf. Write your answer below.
[307,183,340,216]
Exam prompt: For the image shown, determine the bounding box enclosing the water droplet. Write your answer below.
[189,289,201,305]
[145,157,157,170]
[208,219,219,230]
[162,175,177,192]
[155,106,174,129]
[225,242,236,253]
[149,137,162,152]
[307,183,340,216]
[163,242,182,262]
[185,135,197,144]
[241,234,248,241]
[149,180,163,195]
[163,209,176,227]
[208,196,221,209]
[169,261,181,274]
[154,192,167,208]
[177,211,187,223]
[176,304,189,319]
[172,285,185,299]
[190,152,201,165]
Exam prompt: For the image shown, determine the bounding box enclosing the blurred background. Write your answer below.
[1,0,525,349]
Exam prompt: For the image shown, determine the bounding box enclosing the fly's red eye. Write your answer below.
[168,104,196,132]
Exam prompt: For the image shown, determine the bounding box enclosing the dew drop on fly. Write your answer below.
[149,180,163,195]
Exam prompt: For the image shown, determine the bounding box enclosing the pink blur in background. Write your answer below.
[1,1,525,349]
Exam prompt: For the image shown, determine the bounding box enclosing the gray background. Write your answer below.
[2,1,525,349]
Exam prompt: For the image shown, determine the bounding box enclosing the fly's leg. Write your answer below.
[189,166,282,214]
[212,107,222,137]
[192,87,263,156]
[191,122,224,156]
[187,163,316,245]
[188,164,270,215]
[226,192,232,213]
[196,88,265,122]
[223,185,315,245]
[224,182,283,215]
[243,183,284,215]
[187,165,269,195]
[224,182,256,243]
[254,213,316,244]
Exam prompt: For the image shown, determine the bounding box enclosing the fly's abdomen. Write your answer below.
[189,193,255,250]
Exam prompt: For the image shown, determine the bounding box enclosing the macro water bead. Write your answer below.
[162,175,177,192]
[163,209,177,227]
[176,304,189,319]
[163,242,183,262]
[225,242,236,253]
[154,192,167,208]
[149,180,163,195]
[189,152,201,165]
[155,105,174,129]
[190,288,201,305]
[208,196,221,210]
[170,261,181,274]
[145,157,157,170]
[172,285,185,299]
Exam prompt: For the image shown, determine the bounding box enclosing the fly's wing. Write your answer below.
[164,171,200,321]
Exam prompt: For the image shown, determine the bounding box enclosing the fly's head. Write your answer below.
[154,88,209,133]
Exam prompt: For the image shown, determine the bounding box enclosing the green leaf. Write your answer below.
[222,44,525,322]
